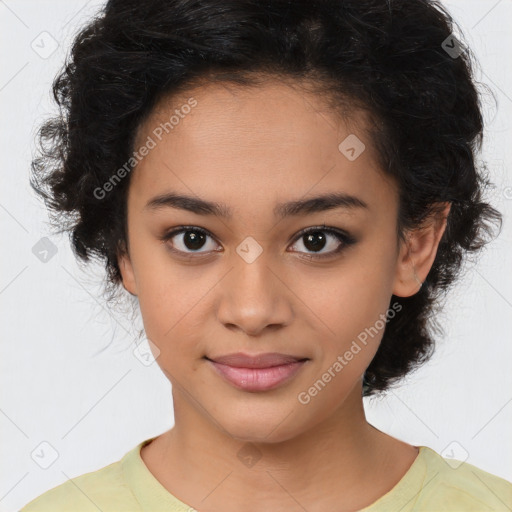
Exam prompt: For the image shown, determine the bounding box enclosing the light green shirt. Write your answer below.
[21,438,512,511]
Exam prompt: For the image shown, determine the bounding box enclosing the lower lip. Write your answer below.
[207,359,307,392]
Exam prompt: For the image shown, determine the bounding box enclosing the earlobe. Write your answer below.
[392,203,451,297]
[118,250,138,296]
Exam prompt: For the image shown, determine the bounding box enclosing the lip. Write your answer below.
[206,352,309,392]
[207,352,307,368]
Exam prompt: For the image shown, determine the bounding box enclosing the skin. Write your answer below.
[118,78,450,512]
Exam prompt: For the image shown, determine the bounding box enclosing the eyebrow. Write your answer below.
[144,191,368,219]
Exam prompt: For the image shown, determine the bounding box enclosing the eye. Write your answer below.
[159,226,221,255]
[288,225,356,260]
[159,224,356,259]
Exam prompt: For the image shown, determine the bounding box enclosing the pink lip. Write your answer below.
[206,352,309,392]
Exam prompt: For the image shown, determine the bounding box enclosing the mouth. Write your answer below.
[204,352,310,392]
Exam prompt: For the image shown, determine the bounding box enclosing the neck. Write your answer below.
[147,384,413,511]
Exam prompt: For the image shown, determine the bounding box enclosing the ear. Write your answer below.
[392,202,451,297]
[118,248,138,296]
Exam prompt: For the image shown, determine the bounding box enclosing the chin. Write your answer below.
[212,405,309,445]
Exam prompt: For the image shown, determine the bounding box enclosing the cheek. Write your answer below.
[132,247,213,365]
[299,241,397,364]
[137,281,199,356]
[129,239,182,343]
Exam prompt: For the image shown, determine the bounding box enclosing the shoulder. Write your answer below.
[20,451,139,512]
[415,446,512,511]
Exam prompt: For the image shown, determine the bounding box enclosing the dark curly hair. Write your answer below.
[31,0,502,397]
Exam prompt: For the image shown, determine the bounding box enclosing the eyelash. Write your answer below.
[158,225,357,261]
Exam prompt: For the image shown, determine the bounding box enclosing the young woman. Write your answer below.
[22,0,511,510]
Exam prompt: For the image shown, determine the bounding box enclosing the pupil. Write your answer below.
[304,232,326,252]
[184,230,206,250]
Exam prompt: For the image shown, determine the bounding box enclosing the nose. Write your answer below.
[216,256,293,337]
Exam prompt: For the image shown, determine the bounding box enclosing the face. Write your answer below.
[118,79,442,443]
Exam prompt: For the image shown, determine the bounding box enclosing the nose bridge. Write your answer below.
[216,242,291,334]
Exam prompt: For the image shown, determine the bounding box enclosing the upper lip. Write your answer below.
[206,352,308,368]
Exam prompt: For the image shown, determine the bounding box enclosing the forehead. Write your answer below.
[129,79,396,214]
[136,79,366,154]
